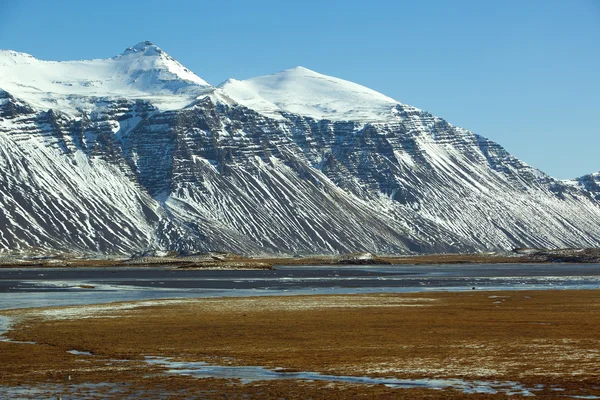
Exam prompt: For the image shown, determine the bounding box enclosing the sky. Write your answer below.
[0,0,598,179]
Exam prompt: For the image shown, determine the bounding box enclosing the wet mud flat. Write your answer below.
[1,290,600,399]
[1,263,600,310]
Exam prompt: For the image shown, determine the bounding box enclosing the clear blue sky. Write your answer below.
[1,0,598,179]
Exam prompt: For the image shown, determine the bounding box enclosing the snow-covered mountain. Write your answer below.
[218,66,401,122]
[1,41,599,255]
[565,172,600,201]
[0,41,211,115]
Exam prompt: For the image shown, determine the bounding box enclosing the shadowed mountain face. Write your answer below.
[571,173,600,201]
[0,43,599,256]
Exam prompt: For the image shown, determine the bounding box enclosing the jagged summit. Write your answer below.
[121,40,163,56]
[0,42,211,115]
[113,41,211,88]
[218,65,404,122]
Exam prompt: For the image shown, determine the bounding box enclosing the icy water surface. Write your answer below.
[0,263,599,310]
[144,356,540,396]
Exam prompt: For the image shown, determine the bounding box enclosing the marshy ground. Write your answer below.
[1,289,599,398]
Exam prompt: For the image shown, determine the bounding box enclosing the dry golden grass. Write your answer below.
[2,290,599,398]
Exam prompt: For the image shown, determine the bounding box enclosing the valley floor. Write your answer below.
[1,290,599,398]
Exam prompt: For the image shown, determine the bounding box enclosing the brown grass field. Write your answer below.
[1,290,599,398]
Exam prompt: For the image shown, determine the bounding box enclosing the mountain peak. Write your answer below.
[122,41,163,56]
[0,42,211,115]
[219,66,401,122]
[286,66,314,73]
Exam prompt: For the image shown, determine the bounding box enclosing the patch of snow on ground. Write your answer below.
[34,299,196,320]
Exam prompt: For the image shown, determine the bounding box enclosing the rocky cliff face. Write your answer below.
[0,42,599,255]
[570,173,600,201]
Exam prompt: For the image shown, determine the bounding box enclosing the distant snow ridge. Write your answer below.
[0,42,599,256]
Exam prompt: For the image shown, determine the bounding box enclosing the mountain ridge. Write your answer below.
[0,42,598,256]
[0,41,212,115]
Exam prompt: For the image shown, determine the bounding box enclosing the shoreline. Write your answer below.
[2,262,599,311]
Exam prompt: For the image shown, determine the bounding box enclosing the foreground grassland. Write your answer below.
[1,290,599,398]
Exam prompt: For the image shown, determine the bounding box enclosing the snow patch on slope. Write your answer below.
[218,66,402,122]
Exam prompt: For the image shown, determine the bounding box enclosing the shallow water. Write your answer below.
[0,264,599,311]
[0,314,10,339]
[144,356,539,396]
